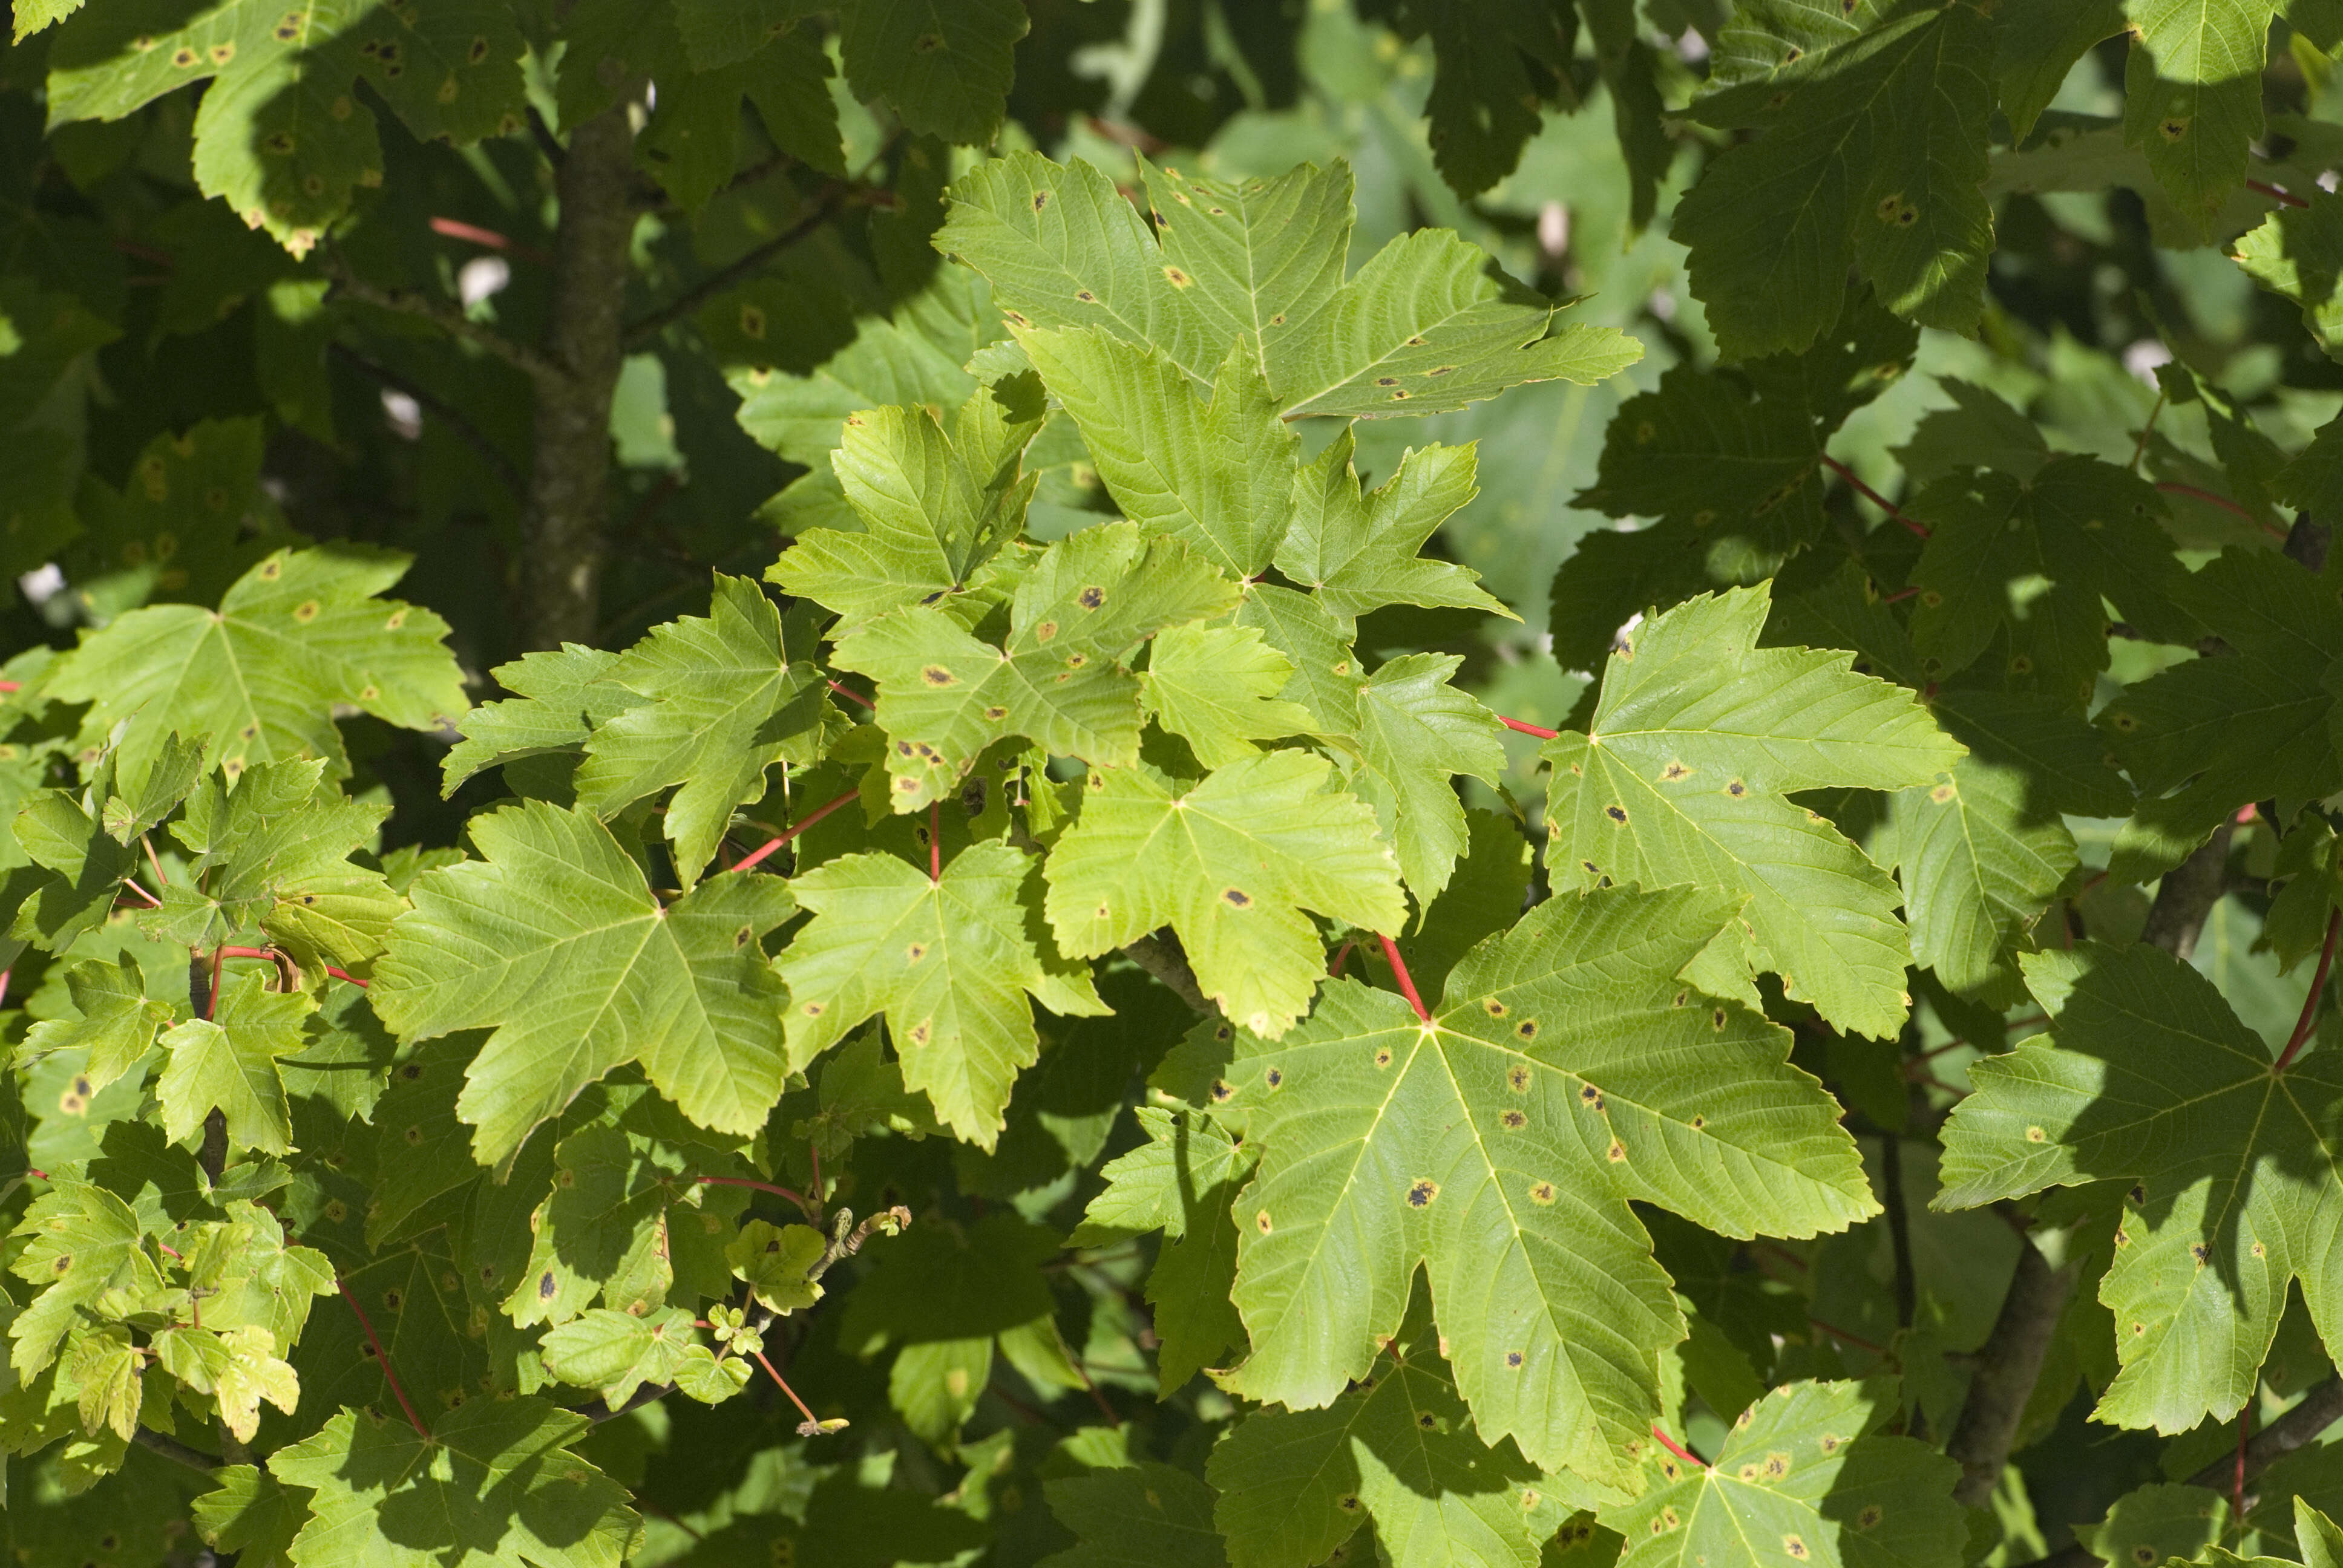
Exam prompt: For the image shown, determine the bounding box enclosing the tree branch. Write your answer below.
[134,1426,224,1472]
[324,256,563,386]
[329,342,526,501]
[1122,930,1216,1015]
[1944,1235,2077,1507]
[520,102,640,651]
[2140,822,2235,962]
[2017,1377,2343,1568]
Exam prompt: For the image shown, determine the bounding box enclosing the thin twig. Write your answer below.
[325,255,564,385]
[1881,1132,1916,1331]
[134,1427,224,1472]
[1809,1317,1890,1356]
[329,342,527,500]
[687,1174,821,1223]
[2274,907,2341,1074]
[1820,454,1929,538]
[624,183,863,345]
[2247,177,2312,209]
[337,1278,430,1438]
[1945,1237,2075,1506]
[2129,388,2168,472]
[1071,1357,1122,1428]
[2155,482,2287,539]
[733,788,859,874]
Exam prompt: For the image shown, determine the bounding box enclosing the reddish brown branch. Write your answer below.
[1821,455,1930,538]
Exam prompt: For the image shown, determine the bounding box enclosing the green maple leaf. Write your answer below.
[1210,1313,1558,1568]
[503,1119,746,1328]
[1938,941,2343,1433]
[2083,1481,2230,1568]
[1391,0,1576,198]
[780,840,1106,1147]
[1044,751,1407,1037]
[442,646,644,794]
[152,1322,300,1442]
[1280,433,1507,626]
[728,1220,827,1314]
[1143,625,1318,768]
[1132,156,1352,384]
[268,1397,641,1568]
[44,546,465,787]
[152,759,401,971]
[97,730,208,846]
[1674,1,1994,357]
[16,954,174,1096]
[1021,328,1296,579]
[1597,1380,1963,1568]
[1996,1,2125,140]
[540,1305,702,1410]
[11,788,138,951]
[2237,192,2343,361]
[1216,884,1874,1489]
[8,1180,161,1377]
[1073,1105,1256,1390]
[1544,586,1963,1038]
[768,387,1043,622]
[68,1323,138,1442]
[1342,654,1507,905]
[1555,292,1916,670]
[370,800,798,1174]
[156,971,309,1157]
[1906,457,2198,707]
[939,152,1636,419]
[46,0,526,254]
[193,1465,307,1568]
[2121,0,2279,240]
[839,0,1027,143]
[1040,1463,1227,1568]
[1234,584,1363,733]
[574,574,839,886]
[2097,547,2343,881]
[833,522,1240,811]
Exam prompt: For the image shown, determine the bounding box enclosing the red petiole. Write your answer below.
[733,789,859,874]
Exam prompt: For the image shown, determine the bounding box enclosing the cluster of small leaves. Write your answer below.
[15,2,2343,1568]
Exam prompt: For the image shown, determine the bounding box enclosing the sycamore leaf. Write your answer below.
[540,1306,702,1410]
[1217,885,1875,1489]
[268,1397,641,1568]
[371,800,798,1174]
[442,646,644,794]
[99,729,207,845]
[1343,654,1508,905]
[16,955,171,1095]
[1555,291,1918,670]
[2237,192,2343,361]
[1236,584,1364,733]
[1597,1380,1964,1568]
[1021,328,1297,578]
[502,1120,745,1328]
[1280,433,1507,626]
[1044,752,1407,1037]
[1074,1105,1254,1246]
[1403,0,1576,198]
[8,1180,161,1377]
[153,1322,300,1442]
[1676,2,1994,357]
[2098,547,2343,881]
[11,788,137,951]
[939,152,1636,418]
[780,840,1106,1147]
[1997,1,2126,140]
[2122,0,2278,240]
[1544,586,1963,1038]
[46,0,526,254]
[574,575,839,886]
[1937,942,2343,1433]
[193,1464,307,1568]
[1907,457,2198,707]
[156,972,308,1157]
[44,546,465,786]
[728,1221,827,1315]
[769,388,1043,622]
[68,1323,138,1441]
[1210,1319,1553,1568]
[1888,731,2079,1000]
[1144,624,1317,767]
[839,0,1026,143]
[1040,1463,1227,1568]
[834,523,1240,810]
[153,759,401,971]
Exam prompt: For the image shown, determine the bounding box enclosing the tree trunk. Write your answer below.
[521,105,637,652]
